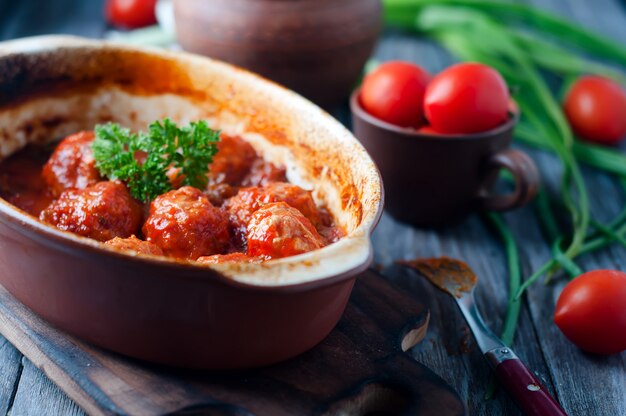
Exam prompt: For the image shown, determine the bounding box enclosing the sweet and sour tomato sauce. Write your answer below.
[0,131,343,262]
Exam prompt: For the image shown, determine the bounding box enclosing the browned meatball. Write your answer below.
[241,159,287,187]
[204,181,238,207]
[143,186,230,259]
[247,202,324,260]
[40,181,142,242]
[160,135,259,206]
[196,252,259,264]
[42,131,101,197]
[209,135,258,186]
[104,235,164,256]
[225,182,322,237]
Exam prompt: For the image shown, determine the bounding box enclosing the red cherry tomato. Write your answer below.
[554,269,626,355]
[360,61,431,128]
[416,125,442,135]
[424,63,510,134]
[563,75,626,145]
[106,0,157,29]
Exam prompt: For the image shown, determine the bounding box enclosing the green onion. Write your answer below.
[551,238,583,278]
[589,220,626,250]
[384,0,626,66]
[486,213,522,346]
[510,31,626,85]
[534,187,561,244]
[516,207,626,299]
[516,124,626,177]
[484,212,521,399]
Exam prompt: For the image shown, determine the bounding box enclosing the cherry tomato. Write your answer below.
[106,0,157,29]
[416,125,442,135]
[424,63,510,134]
[360,61,431,128]
[554,269,626,355]
[563,75,626,145]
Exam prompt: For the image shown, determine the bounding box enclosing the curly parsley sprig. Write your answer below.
[92,119,220,202]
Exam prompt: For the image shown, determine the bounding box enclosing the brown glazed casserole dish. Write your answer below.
[0,36,383,369]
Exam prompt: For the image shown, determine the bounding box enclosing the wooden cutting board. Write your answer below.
[0,270,466,416]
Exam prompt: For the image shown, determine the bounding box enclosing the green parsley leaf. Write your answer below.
[92,119,220,202]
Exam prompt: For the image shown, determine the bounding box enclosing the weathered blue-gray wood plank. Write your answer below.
[0,0,107,40]
[9,360,84,416]
[0,338,22,414]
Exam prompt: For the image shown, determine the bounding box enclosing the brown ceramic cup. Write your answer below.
[350,88,539,227]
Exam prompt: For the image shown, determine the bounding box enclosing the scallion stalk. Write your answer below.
[484,212,522,398]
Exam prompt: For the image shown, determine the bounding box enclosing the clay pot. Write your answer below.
[173,0,382,107]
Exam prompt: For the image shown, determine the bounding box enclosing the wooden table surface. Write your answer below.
[0,0,625,415]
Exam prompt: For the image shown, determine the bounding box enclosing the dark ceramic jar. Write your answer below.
[174,0,382,106]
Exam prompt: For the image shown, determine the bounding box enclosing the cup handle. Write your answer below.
[479,149,540,211]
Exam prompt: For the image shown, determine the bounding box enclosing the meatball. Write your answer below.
[226,182,321,236]
[166,166,184,189]
[204,181,238,207]
[42,131,101,197]
[247,202,324,260]
[196,252,259,264]
[104,235,164,256]
[40,181,142,242]
[209,135,258,186]
[241,159,287,187]
[263,183,321,225]
[143,186,230,259]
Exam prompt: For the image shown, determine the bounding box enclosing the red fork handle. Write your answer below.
[493,357,568,416]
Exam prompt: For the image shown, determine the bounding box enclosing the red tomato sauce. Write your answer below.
[0,132,343,263]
